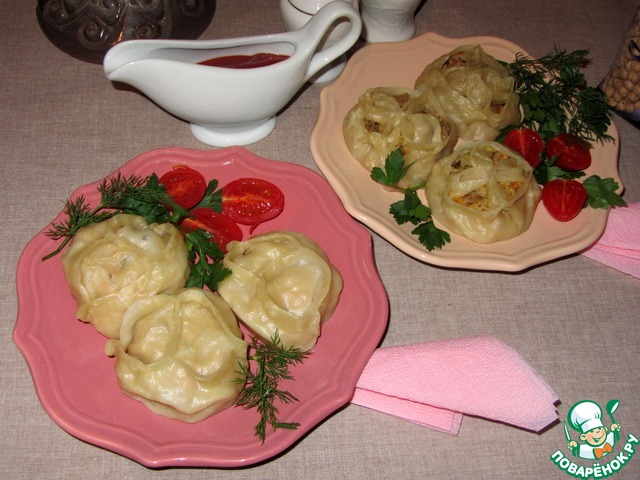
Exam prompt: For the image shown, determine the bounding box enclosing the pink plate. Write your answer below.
[311,33,623,271]
[13,147,389,468]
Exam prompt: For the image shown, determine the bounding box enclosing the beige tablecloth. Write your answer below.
[2,1,640,479]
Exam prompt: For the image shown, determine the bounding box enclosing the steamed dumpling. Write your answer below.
[104,288,248,423]
[343,86,458,189]
[62,214,189,338]
[425,141,541,243]
[217,231,343,351]
[414,45,521,141]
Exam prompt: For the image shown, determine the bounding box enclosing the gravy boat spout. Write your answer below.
[103,2,361,147]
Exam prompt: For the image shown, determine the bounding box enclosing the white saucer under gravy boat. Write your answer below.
[103,2,361,147]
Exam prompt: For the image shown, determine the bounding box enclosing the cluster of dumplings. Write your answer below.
[62,214,343,422]
[343,45,541,243]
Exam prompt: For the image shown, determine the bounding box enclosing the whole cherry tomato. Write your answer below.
[222,178,284,233]
[502,128,544,169]
[159,165,207,210]
[541,179,588,222]
[544,134,592,171]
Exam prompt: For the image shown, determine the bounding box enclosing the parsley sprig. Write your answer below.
[43,172,231,290]
[192,178,223,211]
[371,149,451,251]
[503,48,613,144]
[234,332,308,443]
[183,229,230,291]
[583,176,627,209]
[533,159,586,185]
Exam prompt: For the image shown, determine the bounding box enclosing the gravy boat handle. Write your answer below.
[295,2,362,82]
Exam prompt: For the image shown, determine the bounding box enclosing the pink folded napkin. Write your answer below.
[352,336,558,435]
[581,202,640,279]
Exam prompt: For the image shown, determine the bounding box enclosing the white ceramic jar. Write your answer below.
[280,0,360,83]
[359,0,422,43]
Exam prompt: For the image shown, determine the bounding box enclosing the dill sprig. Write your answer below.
[504,48,613,144]
[42,196,115,260]
[234,332,308,443]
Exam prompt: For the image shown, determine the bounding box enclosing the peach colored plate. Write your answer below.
[13,147,388,468]
[311,32,623,271]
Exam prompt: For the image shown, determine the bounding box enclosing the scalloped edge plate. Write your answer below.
[311,32,623,271]
[13,147,389,468]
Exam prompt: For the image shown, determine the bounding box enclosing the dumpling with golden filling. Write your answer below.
[425,141,541,243]
[104,288,248,423]
[62,214,189,338]
[343,86,458,189]
[414,45,521,141]
[217,231,343,351]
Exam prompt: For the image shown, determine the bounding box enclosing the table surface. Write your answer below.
[2,1,640,479]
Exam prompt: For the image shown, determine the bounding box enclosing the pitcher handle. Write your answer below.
[297,2,362,82]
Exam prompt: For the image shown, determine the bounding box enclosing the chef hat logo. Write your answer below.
[568,400,604,434]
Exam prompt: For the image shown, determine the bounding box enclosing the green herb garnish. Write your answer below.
[371,148,451,251]
[42,195,115,260]
[183,229,231,291]
[192,178,223,211]
[370,148,411,186]
[503,48,613,144]
[390,190,450,251]
[234,332,308,443]
[533,160,586,185]
[583,175,627,210]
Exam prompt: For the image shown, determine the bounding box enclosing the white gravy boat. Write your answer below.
[103,2,361,147]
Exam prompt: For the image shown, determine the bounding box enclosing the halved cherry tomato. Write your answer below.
[502,128,544,168]
[159,165,207,210]
[222,178,284,233]
[544,134,591,171]
[541,179,588,222]
[180,208,242,253]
